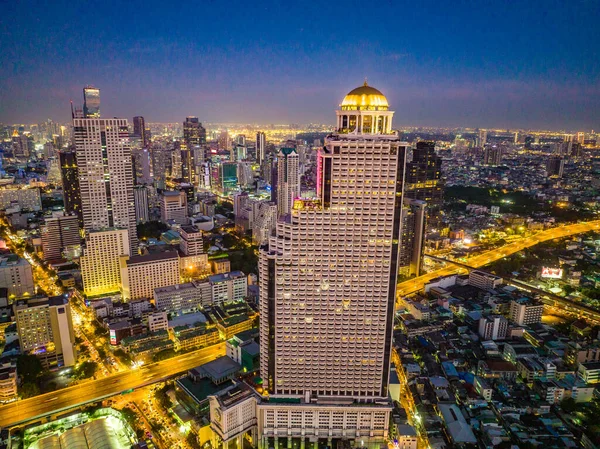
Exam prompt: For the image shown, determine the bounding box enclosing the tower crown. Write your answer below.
[341,81,389,111]
[336,81,394,135]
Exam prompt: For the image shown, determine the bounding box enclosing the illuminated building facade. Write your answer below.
[120,251,180,301]
[14,296,76,368]
[83,86,100,118]
[73,112,138,254]
[80,229,130,297]
[276,147,300,218]
[257,82,405,449]
[404,141,443,228]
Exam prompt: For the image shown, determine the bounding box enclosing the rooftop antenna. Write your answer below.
[70,100,74,119]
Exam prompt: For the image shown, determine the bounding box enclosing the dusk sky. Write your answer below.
[1,0,599,130]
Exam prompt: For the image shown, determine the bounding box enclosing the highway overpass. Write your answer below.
[0,342,225,428]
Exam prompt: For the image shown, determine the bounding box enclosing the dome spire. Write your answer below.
[364,77,368,86]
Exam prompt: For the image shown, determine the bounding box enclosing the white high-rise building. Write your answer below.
[257,82,406,449]
[73,112,138,254]
[276,147,300,218]
[256,131,266,165]
[133,185,149,223]
[80,229,130,296]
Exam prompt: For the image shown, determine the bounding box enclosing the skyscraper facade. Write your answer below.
[58,150,83,225]
[275,147,300,218]
[405,141,443,229]
[257,83,406,448]
[399,198,426,277]
[256,131,266,165]
[183,117,206,147]
[133,116,147,147]
[73,114,138,254]
[83,86,100,118]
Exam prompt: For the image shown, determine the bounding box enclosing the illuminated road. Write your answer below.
[0,342,225,428]
[397,219,600,300]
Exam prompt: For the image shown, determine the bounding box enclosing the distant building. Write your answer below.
[59,150,83,225]
[14,296,76,368]
[483,146,503,166]
[509,298,543,326]
[0,187,41,211]
[133,185,149,223]
[133,116,148,147]
[83,86,100,118]
[179,224,204,256]
[478,315,508,340]
[183,117,206,147]
[120,251,180,301]
[276,147,300,218]
[256,131,266,165]
[468,270,502,290]
[546,156,565,178]
[160,190,188,224]
[405,141,444,228]
[41,214,80,262]
[399,199,426,277]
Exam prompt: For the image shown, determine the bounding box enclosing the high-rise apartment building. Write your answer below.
[80,229,130,296]
[183,117,206,147]
[405,141,443,228]
[256,132,266,165]
[399,199,426,277]
[547,156,565,178]
[276,147,300,218]
[509,298,543,326]
[257,82,406,448]
[83,86,100,118]
[41,214,81,262]
[73,91,138,253]
[58,150,83,225]
[478,315,508,340]
[160,190,188,224]
[133,185,149,223]
[483,146,503,166]
[133,116,147,147]
[14,296,76,368]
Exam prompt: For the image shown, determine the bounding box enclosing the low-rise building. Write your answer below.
[154,280,212,313]
[209,271,247,305]
[578,361,600,384]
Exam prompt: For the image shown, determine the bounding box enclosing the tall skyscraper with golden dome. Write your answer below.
[256,82,408,449]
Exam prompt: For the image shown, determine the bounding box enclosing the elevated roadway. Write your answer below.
[396,219,600,300]
[0,342,225,428]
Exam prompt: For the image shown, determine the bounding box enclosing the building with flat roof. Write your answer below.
[80,229,130,297]
[154,280,212,313]
[120,251,180,300]
[510,297,543,326]
[0,253,34,298]
[469,270,502,290]
[41,214,80,262]
[14,296,76,368]
[208,271,247,305]
[161,190,187,224]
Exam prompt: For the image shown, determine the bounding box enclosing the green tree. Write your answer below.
[137,221,169,240]
[187,432,202,449]
[19,382,40,398]
[153,348,176,362]
[560,397,577,413]
[16,354,43,383]
[75,361,98,379]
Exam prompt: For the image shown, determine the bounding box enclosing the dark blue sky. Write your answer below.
[1,0,599,130]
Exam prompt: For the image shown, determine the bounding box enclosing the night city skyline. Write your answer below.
[1,0,600,130]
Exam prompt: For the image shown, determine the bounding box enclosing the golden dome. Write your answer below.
[340,81,389,111]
